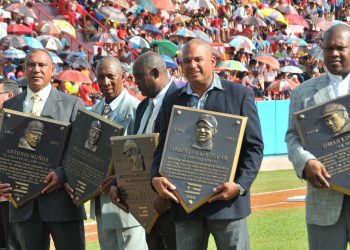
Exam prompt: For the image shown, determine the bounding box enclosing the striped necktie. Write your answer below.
[31,94,42,116]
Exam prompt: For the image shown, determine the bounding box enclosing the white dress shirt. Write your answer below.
[328,71,350,98]
[23,84,52,115]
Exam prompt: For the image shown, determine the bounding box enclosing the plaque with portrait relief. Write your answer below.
[0,109,70,208]
[111,133,159,233]
[63,109,124,207]
[159,105,247,213]
[294,93,350,195]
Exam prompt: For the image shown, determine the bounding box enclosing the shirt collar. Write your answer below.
[179,73,223,96]
[26,84,52,102]
[327,71,344,84]
[106,88,127,111]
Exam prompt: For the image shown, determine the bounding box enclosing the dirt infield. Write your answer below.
[80,187,307,243]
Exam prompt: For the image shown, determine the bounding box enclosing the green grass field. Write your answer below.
[85,169,307,250]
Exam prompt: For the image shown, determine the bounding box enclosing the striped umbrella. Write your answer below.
[0,35,26,49]
[49,51,63,64]
[2,48,26,59]
[128,36,150,49]
[174,28,196,38]
[254,53,280,69]
[229,36,256,53]
[89,32,120,43]
[23,36,44,49]
[240,16,267,27]
[141,24,162,35]
[37,21,62,36]
[193,30,212,43]
[258,8,287,25]
[185,0,214,10]
[217,60,248,72]
[287,37,308,47]
[37,35,63,51]
[98,6,127,23]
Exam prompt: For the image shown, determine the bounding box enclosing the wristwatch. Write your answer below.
[236,183,245,196]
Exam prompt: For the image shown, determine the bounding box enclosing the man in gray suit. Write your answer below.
[89,56,147,250]
[286,24,350,250]
[1,49,86,250]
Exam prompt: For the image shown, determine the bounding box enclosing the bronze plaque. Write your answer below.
[159,105,247,213]
[294,94,350,195]
[111,134,159,233]
[63,109,124,207]
[0,109,70,208]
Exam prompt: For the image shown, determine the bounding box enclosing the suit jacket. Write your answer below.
[3,87,86,223]
[90,91,141,230]
[286,74,344,226]
[134,81,178,134]
[151,80,264,221]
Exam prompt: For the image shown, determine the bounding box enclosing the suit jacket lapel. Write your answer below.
[313,75,333,105]
[41,88,62,117]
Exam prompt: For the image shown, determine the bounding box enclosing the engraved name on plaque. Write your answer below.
[159,105,247,213]
[63,109,124,206]
[294,93,350,195]
[0,109,70,208]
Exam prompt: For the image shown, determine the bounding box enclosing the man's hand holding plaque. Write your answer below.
[303,159,330,189]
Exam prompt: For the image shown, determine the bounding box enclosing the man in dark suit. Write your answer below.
[1,49,86,250]
[151,39,264,250]
[110,51,178,250]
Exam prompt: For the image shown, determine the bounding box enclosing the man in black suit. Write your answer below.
[1,49,86,250]
[110,51,178,250]
[151,39,264,250]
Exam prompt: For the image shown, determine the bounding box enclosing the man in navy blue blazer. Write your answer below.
[151,39,264,250]
[110,51,178,250]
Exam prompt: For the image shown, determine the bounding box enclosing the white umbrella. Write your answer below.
[128,36,150,49]
[185,0,214,10]
[37,35,63,51]
[280,66,303,74]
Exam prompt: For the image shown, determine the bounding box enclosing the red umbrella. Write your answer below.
[254,53,280,69]
[285,14,309,28]
[7,24,32,35]
[37,21,61,36]
[55,70,92,84]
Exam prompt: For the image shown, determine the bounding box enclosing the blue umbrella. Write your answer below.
[135,0,157,13]
[23,36,44,49]
[141,24,162,35]
[2,48,26,59]
[48,51,63,64]
[193,30,212,43]
[161,55,177,69]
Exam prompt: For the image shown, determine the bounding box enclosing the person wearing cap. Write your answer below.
[286,24,350,249]
[123,140,145,172]
[84,120,102,152]
[18,120,44,151]
[322,103,350,136]
[151,39,263,249]
[192,114,218,151]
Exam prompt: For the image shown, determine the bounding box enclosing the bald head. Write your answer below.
[133,52,170,98]
[182,39,212,57]
[323,24,350,78]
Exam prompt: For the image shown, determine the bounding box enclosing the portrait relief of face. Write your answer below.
[192,114,218,151]
[84,120,102,152]
[18,120,45,151]
[322,103,350,136]
[123,140,145,171]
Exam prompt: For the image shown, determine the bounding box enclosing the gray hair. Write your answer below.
[0,79,21,96]
[96,56,123,75]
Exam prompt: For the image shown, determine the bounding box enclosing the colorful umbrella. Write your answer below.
[37,35,63,51]
[193,30,212,43]
[0,35,26,49]
[284,14,309,28]
[6,3,37,19]
[48,51,63,64]
[2,48,26,59]
[161,55,177,69]
[258,8,287,25]
[89,32,120,43]
[70,57,91,69]
[108,0,130,9]
[173,14,191,25]
[37,21,61,36]
[185,0,214,10]
[150,40,178,57]
[240,16,266,27]
[280,65,303,74]
[136,0,158,13]
[53,19,76,37]
[267,79,298,91]
[64,51,87,62]
[278,5,299,15]
[278,57,299,66]
[23,36,44,49]
[229,36,256,53]
[55,70,92,84]
[7,24,32,35]
[153,0,175,11]
[254,53,280,69]
[128,36,150,49]
[98,7,127,23]
[287,37,308,47]
[217,60,248,72]
[141,24,162,35]
[174,28,196,38]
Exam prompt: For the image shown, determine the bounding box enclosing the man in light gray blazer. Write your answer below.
[286,24,350,250]
[89,56,148,250]
[2,49,86,250]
